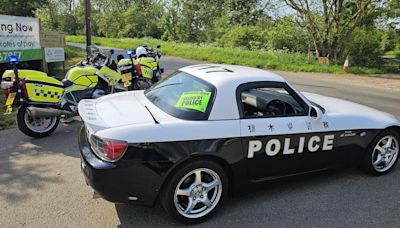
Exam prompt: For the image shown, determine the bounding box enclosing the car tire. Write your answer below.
[361,129,400,175]
[161,159,228,224]
[17,104,59,138]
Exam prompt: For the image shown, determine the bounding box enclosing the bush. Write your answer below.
[215,25,268,50]
[348,28,383,67]
[266,16,309,52]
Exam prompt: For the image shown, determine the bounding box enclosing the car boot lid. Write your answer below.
[78,90,171,132]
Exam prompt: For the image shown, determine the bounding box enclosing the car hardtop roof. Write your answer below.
[179,64,286,87]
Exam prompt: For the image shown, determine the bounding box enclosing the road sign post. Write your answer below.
[85,0,92,59]
[40,31,66,73]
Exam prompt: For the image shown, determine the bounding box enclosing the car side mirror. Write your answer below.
[309,105,323,120]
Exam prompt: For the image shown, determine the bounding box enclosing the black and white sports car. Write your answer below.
[78,64,400,223]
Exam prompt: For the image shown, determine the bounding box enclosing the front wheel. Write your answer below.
[161,160,228,224]
[17,105,59,138]
[361,129,400,175]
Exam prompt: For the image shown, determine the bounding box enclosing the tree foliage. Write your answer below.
[30,0,400,67]
[0,0,47,17]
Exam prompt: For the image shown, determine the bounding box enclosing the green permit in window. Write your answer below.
[175,91,212,112]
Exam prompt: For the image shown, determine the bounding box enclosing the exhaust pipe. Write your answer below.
[28,106,75,118]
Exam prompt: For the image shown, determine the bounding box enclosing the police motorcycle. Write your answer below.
[1,50,123,138]
[117,45,164,90]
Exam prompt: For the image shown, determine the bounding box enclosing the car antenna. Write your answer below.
[144,105,159,124]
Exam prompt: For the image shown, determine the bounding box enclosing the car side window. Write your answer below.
[240,84,307,118]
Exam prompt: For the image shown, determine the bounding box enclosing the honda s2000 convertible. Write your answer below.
[78,64,400,223]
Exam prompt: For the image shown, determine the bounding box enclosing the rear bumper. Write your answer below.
[78,125,162,206]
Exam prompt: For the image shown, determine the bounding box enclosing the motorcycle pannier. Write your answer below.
[24,75,64,103]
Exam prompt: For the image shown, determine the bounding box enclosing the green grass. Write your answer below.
[0,46,85,130]
[67,35,396,75]
[384,50,400,59]
[0,93,17,130]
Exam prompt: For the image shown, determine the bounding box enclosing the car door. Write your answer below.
[237,82,336,181]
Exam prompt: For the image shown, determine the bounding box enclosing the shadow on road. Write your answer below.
[0,120,82,203]
[113,168,397,227]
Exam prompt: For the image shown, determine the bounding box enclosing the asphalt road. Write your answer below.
[1,49,400,228]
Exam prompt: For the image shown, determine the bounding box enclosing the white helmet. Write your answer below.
[136,46,147,57]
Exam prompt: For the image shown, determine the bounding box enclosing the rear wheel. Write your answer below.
[161,160,228,224]
[17,105,59,138]
[362,129,400,175]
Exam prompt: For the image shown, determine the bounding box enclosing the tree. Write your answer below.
[282,0,382,63]
[121,1,164,38]
[162,0,224,43]
[0,0,47,17]
[267,16,309,52]
[225,0,269,25]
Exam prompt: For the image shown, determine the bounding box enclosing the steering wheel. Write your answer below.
[266,99,287,115]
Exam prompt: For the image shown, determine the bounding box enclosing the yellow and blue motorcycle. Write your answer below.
[1,52,123,138]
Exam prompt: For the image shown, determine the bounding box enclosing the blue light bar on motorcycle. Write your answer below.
[8,55,19,63]
[127,50,133,56]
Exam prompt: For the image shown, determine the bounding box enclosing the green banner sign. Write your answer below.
[175,91,212,112]
[0,49,42,63]
[0,15,42,63]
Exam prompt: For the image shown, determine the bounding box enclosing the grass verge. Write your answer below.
[0,93,17,130]
[385,49,400,59]
[67,35,397,75]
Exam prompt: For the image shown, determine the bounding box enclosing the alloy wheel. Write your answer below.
[372,135,399,173]
[173,168,222,219]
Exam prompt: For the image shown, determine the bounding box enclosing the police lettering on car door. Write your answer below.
[247,135,335,158]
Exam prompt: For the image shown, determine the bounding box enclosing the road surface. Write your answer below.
[1,49,400,228]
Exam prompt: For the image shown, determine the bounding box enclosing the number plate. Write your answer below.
[122,73,132,82]
[5,92,16,106]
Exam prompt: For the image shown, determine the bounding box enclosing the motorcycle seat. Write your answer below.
[62,79,73,88]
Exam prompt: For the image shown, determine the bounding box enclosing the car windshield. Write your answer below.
[145,71,216,120]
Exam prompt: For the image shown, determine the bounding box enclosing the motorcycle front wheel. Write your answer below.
[17,104,60,138]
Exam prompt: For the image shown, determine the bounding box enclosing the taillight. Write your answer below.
[104,140,128,160]
[90,135,128,162]
[134,63,142,76]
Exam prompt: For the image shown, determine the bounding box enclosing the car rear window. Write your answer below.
[145,71,216,120]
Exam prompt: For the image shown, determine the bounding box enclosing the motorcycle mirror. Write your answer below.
[117,54,124,62]
[127,50,133,56]
[110,49,115,55]
[8,55,19,63]
[156,45,161,49]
